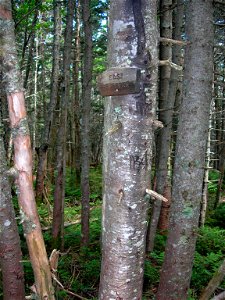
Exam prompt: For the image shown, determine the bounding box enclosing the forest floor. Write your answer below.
[2,167,225,300]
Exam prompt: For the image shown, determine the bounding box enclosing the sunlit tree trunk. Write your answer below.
[156,1,214,299]
[0,1,55,298]
[99,0,158,298]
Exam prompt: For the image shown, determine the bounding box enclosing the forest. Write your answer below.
[0,0,225,299]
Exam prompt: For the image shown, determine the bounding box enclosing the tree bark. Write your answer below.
[156,1,214,299]
[52,0,75,250]
[0,125,25,299]
[23,0,41,90]
[80,0,93,247]
[146,0,173,251]
[36,0,61,204]
[99,0,158,298]
[157,0,184,233]
[0,2,55,299]
[71,0,81,185]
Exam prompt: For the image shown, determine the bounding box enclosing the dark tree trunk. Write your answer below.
[80,0,93,247]
[52,0,75,250]
[71,0,81,186]
[23,0,41,90]
[99,0,158,298]
[0,126,25,300]
[157,0,184,232]
[146,0,173,251]
[156,1,214,299]
[0,2,55,298]
[36,0,61,204]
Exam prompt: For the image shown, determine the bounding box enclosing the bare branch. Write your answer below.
[159,59,183,71]
[146,189,168,202]
[160,37,189,46]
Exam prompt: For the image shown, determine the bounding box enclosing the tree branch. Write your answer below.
[146,189,168,202]
[160,37,189,46]
[159,59,183,71]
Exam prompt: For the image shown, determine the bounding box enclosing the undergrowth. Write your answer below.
[1,167,225,299]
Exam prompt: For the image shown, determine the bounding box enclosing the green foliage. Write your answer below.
[189,226,225,296]
[10,165,225,299]
[52,206,102,298]
[191,251,224,292]
[208,170,220,193]
[144,260,160,292]
[207,203,225,228]
[65,166,102,204]
[195,226,225,255]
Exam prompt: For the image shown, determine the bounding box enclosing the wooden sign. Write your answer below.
[97,67,141,96]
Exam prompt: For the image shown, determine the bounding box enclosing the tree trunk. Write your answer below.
[0,126,25,300]
[23,0,41,90]
[52,0,75,250]
[157,0,184,232]
[156,1,214,299]
[71,0,81,185]
[0,2,55,299]
[200,259,225,300]
[80,0,93,247]
[36,0,61,204]
[146,0,173,252]
[158,183,171,232]
[99,0,158,298]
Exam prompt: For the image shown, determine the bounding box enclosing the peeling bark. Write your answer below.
[0,1,55,299]
[99,0,158,299]
[0,125,25,299]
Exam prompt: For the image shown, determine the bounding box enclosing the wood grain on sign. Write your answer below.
[97,67,141,96]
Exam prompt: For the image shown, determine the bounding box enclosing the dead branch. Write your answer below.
[159,59,183,71]
[146,189,168,202]
[160,37,189,46]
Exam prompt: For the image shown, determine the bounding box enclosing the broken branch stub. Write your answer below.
[97,67,141,96]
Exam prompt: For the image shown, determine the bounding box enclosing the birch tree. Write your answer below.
[98,0,158,298]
